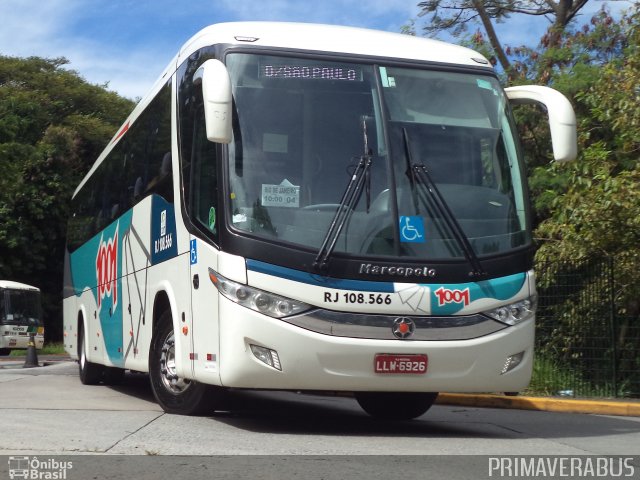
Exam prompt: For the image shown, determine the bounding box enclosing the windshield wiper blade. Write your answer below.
[313,117,373,272]
[313,155,372,272]
[402,128,487,279]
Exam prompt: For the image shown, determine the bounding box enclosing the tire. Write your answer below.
[149,309,222,415]
[355,392,438,420]
[0,349,11,356]
[78,322,104,385]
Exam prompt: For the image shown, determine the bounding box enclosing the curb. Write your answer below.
[0,360,68,370]
[0,356,71,370]
[436,393,640,417]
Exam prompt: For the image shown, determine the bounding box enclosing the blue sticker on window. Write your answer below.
[399,216,425,243]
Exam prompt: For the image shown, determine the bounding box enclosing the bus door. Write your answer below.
[184,100,223,385]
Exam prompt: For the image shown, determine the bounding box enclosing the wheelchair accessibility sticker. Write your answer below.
[399,216,425,243]
[190,238,198,265]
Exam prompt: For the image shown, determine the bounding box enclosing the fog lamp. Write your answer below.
[501,351,525,374]
[250,344,282,371]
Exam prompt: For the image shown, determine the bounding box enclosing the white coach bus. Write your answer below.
[1,281,44,355]
[63,22,576,419]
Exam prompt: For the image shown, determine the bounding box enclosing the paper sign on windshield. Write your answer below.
[262,179,300,208]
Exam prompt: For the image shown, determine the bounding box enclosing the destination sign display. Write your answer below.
[260,63,363,82]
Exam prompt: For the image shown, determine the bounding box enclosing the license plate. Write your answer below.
[374,354,428,374]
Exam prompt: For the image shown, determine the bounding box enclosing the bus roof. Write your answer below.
[176,22,492,68]
[0,281,40,292]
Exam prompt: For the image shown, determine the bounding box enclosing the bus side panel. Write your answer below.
[80,289,104,365]
[62,283,78,359]
[144,253,193,379]
[116,194,192,374]
[119,197,155,372]
[187,238,222,385]
[63,293,82,360]
[66,210,134,368]
[63,249,78,359]
[63,246,102,365]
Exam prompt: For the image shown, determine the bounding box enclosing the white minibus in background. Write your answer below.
[1,281,45,355]
[63,22,576,419]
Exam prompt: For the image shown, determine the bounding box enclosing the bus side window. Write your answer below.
[189,105,219,241]
[146,151,173,201]
[177,49,220,243]
[133,83,173,204]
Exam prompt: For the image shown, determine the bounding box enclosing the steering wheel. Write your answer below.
[302,204,342,212]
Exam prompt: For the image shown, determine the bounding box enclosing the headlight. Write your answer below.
[483,295,537,326]
[208,268,312,318]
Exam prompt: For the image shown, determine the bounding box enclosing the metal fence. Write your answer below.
[534,257,640,398]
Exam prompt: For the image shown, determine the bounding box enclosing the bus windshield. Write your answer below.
[225,53,530,261]
[0,288,42,326]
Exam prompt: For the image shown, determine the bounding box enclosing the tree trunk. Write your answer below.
[472,0,511,71]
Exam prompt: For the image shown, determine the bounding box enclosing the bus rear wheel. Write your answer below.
[355,392,438,420]
[78,322,104,385]
[149,310,221,415]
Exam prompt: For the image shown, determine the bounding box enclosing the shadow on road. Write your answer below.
[107,371,157,403]
[98,370,640,441]
[211,389,499,438]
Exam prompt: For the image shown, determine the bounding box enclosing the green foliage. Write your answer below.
[0,55,134,341]
[9,342,66,356]
[529,6,640,397]
[535,6,640,292]
[434,3,640,395]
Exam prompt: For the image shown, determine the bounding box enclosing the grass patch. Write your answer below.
[523,353,605,397]
[524,354,576,396]
[9,342,66,356]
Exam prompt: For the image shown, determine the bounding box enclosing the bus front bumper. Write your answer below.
[0,331,44,350]
[213,300,534,393]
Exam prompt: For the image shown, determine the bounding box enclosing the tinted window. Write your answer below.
[67,81,173,252]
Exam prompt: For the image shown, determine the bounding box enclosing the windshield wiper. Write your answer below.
[313,117,373,272]
[402,128,487,279]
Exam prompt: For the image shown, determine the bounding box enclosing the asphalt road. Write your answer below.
[1,360,639,479]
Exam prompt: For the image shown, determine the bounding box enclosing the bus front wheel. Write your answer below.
[149,310,221,415]
[355,392,438,420]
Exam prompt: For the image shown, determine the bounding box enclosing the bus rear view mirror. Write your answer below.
[505,85,577,162]
[193,59,232,144]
